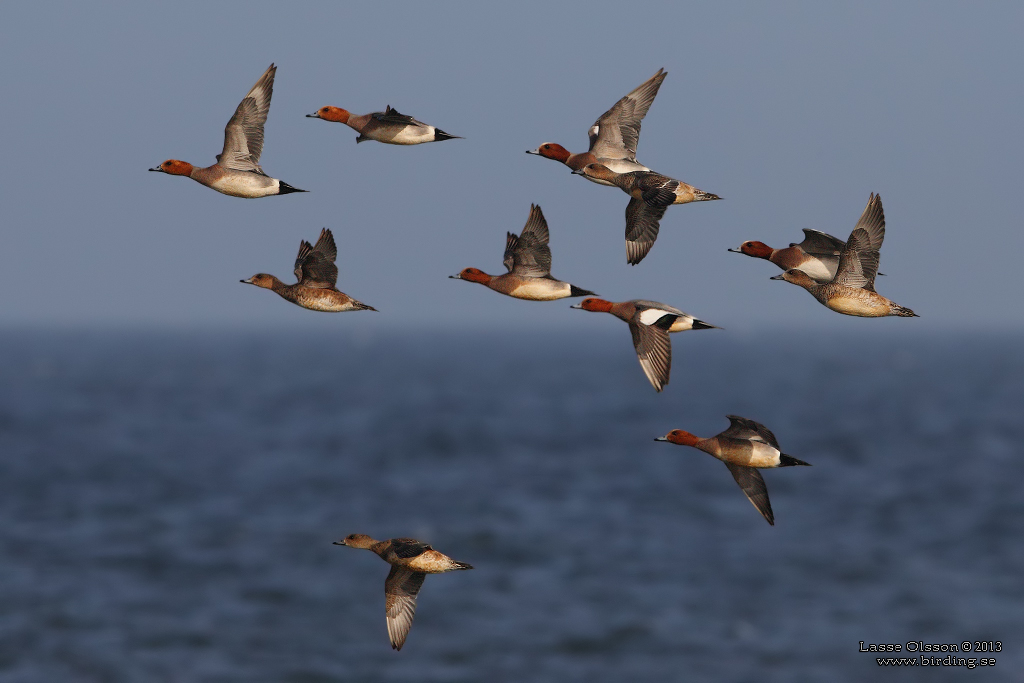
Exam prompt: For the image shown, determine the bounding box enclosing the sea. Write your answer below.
[0,327,1020,682]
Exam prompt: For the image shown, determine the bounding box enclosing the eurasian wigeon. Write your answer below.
[241,228,376,312]
[730,229,887,282]
[573,163,721,264]
[307,104,461,144]
[526,69,667,186]
[150,64,306,198]
[449,204,595,301]
[655,415,811,526]
[334,534,473,651]
[770,194,918,317]
[570,298,718,392]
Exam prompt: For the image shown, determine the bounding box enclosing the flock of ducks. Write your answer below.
[150,63,918,651]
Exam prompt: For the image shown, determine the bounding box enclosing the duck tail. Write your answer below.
[690,318,720,330]
[569,284,596,297]
[433,128,463,141]
[452,561,474,571]
[353,300,378,312]
[693,190,721,202]
[892,304,918,318]
[779,454,811,467]
[277,181,308,195]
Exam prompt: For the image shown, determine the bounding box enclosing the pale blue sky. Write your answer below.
[1,1,1021,333]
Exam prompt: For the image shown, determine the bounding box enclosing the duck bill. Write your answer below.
[448,273,463,280]
[653,436,670,442]
[525,148,540,155]
[769,273,785,281]
[306,112,321,118]
[727,247,741,253]
[332,539,347,546]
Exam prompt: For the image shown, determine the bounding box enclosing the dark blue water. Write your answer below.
[0,328,1020,682]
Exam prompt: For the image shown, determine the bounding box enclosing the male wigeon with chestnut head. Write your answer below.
[573,163,721,265]
[729,229,848,282]
[655,415,811,526]
[150,64,306,197]
[570,298,718,392]
[527,69,667,185]
[241,228,376,312]
[334,534,473,651]
[450,204,595,301]
[307,104,460,145]
[770,194,918,318]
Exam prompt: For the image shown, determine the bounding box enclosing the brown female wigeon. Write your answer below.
[656,415,811,526]
[572,163,720,264]
[526,69,667,185]
[770,194,917,317]
[307,104,460,144]
[449,204,595,301]
[149,64,306,197]
[570,298,718,392]
[334,534,473,651]
[241,228,376,312]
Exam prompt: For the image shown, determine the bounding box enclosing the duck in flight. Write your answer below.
[241,228,376,312]
[307,104,461,144]
[334,534,473,651]
[526,68,667,185]
[571,298,718,392]
[150,64,306,197]
[572,163,720,264]
[655,415,811,526]
[450,204,595,300]
[770,194,917,317]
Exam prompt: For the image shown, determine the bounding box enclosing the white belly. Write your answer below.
[507,279,571,301]
[210,175,278,198]
[748,442,782,468]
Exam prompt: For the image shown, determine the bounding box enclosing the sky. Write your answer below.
[1,1,1021,334]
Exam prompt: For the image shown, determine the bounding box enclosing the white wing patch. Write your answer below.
[638,308,676,326]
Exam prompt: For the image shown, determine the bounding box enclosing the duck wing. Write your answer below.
[834,228,879,292]
[721,415,780,449]
[293,228,338,288]
[503,204,552,277]
[795,229,845,256]
[589,69,667,161]
[624,197,667,265]
[372,105,425,127]
[725,463,775,526]
[384,566,426,651]
[629,320,672,392]
[218,64,275,173]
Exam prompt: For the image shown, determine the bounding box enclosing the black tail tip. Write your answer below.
[277,181,308,195]
[456,562,474,570]
[779,454,812,467]
[691,320,718,331]
[433,129,462,141]
[569,285,596,297]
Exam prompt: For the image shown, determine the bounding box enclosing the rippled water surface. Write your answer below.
[0,328,1021,682]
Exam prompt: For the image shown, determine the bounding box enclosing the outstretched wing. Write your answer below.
[629,321,672,392]
[721,415,780,449]
[833,228,879,291]
[853,193,885,253]
[293,228,339,288]
[796,229,845,256]
[589,69,667,161]
[503,204,552,276]
[725,463,775,526]
[218,64,275,173]
[625,197,667,265]
[384,567,426,651]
